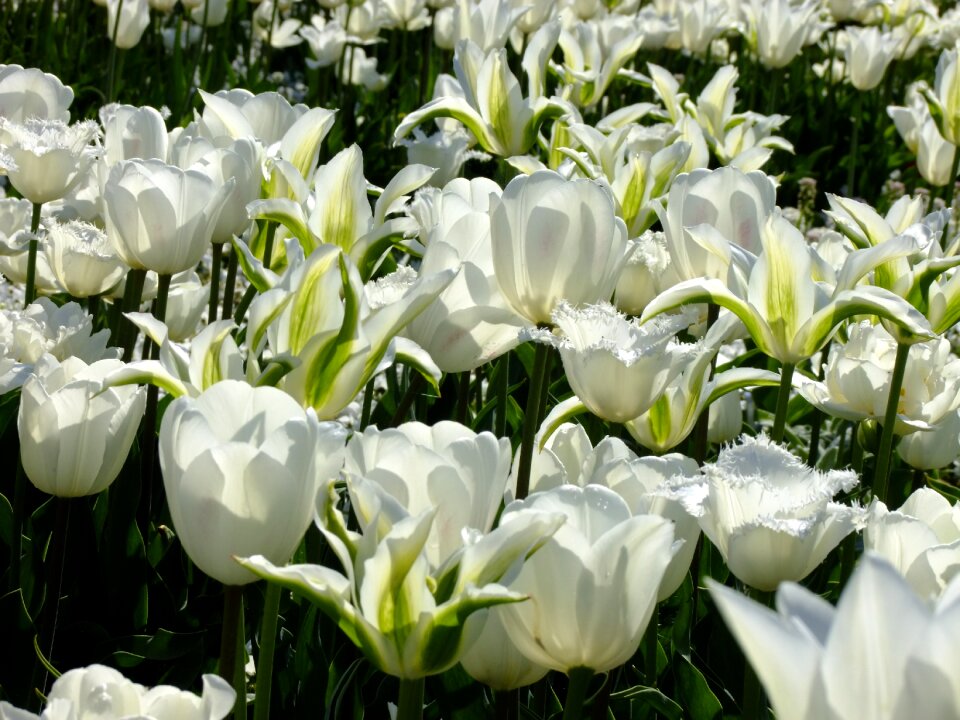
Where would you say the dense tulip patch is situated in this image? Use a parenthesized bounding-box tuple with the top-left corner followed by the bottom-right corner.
(4, 0, 960, 718)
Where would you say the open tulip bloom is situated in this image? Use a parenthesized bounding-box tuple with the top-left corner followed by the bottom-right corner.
(663, 434, 865, 591)
(641, 211, 935, 368)
(710, 554, 960, 719)
(238, 474, 564, 679)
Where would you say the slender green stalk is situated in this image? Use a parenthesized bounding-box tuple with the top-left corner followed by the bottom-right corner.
(945, 145, 960, 227)
(360, 378, 375, 430)
(10, 462, 26, 594)
(456, 371, 471, 424)
(139, 274, 172, 526)
(771, 363, 796, 444)
(644, 609, 660, 686)
(209, 242, 224, 323)
(851, 422, 865, 475)
(390, 373, 425, 426)
(494, 689, 519, 720)
(220, 586, 245, 715)
(253, 582, 281, 720)
(221, 246, 239, 320)
(24, 202, 42, 307)
(691, 304, 720, 464)
(120, 269, 147, 362)
(873, 342, 910, 504)
(847, 92, 862, 197)
(397, 677, 425, 720)
(87, 294, 102, 328)
(563, 667, 594, 720)
(495, 353, 509, 437)
(234, 597, 247, 720)
(515, 342, 552, 500)
(39, 498, 71, 696)
(106, 0, 126, 101)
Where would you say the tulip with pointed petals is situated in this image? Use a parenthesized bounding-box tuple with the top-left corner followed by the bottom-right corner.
(239, 474, 563, 679)
(710, 554, 960, 719)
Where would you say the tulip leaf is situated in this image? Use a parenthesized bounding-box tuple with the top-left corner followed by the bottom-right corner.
(0, 491, 12, 548)
(675, 655, 723, 720)
(609, 685, 683, 719)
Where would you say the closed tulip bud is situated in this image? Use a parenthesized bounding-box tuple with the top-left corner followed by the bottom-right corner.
(0, 65, 73, 124)
(100, 103, 169, 165)
(845, 26, 899, 91)
(499, 485, 676, 673)
(491, 171, 628, 326)
(18, 354, 146, 497)
(45, 220, 126, 298)
(159, 381, 347, 585)
(865, 488, 960, 598)
(103, 159, 234, 275)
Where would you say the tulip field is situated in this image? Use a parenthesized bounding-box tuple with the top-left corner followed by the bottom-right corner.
(6, 0, 960, 717)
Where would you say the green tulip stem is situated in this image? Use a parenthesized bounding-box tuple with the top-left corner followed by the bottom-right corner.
(515, 342, 552, 500)
(456, 371, 471, 424)
(234, 223, 276, 326)
(945, 145, 960, 223)
(119, 269, 147, 362)
(874, 342, 910, 504)
(105, 0, 125, 101)
(360, 378, 375, 429)
(221, 246, 239, 320)
(847, 92, 862, 198)
(138, 273, 172, 527)
(771, 363, 796, 444)
(495, 353, 509, 437)
(208, 242, 224, 324)
(494, 689, 519, 720)
(397, 677, 425, 720)
(39, 497, 71, 696)
(692, 303, 720, 464)
(220, 586, 245, 715)
(253, 582, 281, 720)
(643, 608, 659, 687)
(390, 373, 425, 426)
(563, 667, 594, 720)
(24, 202, 42, 307)
(87, 294, 101, 327)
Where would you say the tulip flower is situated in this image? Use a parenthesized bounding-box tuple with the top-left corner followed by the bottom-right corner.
(865, 488, 960, 599)
(0, 65, 73, 123)
(343, 420, 514, 568)
(0, 118, 98, 204)
(539, 301, 697, 423)
(99, 103, 168, 166)
(246, 244, 453, 419)
(845, 26, 899, 91)
(490, 171, 629, 326)
(710, 554, 960, 720)
(103, 159, 234, 276)
(664, 434, 863, 591)
(394, 30, 571, 158)
(404, 178, 530, 372)
(45, 220, 126, 298)
(524, 422, 701, 601)
(105, 0, 151, 48)
(498, 485, 676, 673)
(556, 19, 644, 108)
(897, 409, 960, 470)
(742, 0, 824, 70)
(797, 321, 960, 434)
(18, 354, 146, 497)
(159, 380, 347, 585)
(0, 665, 235, 720)
(641, 212, 934, 366)
(238, 473, 564, 679)
(923, 41, 960, 146)
(889, 93, 957, 187)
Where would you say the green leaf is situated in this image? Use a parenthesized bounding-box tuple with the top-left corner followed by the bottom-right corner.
(609, 685, 683, 719)
(675, 655, 723, 720)
(0, 491, 12, 548)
